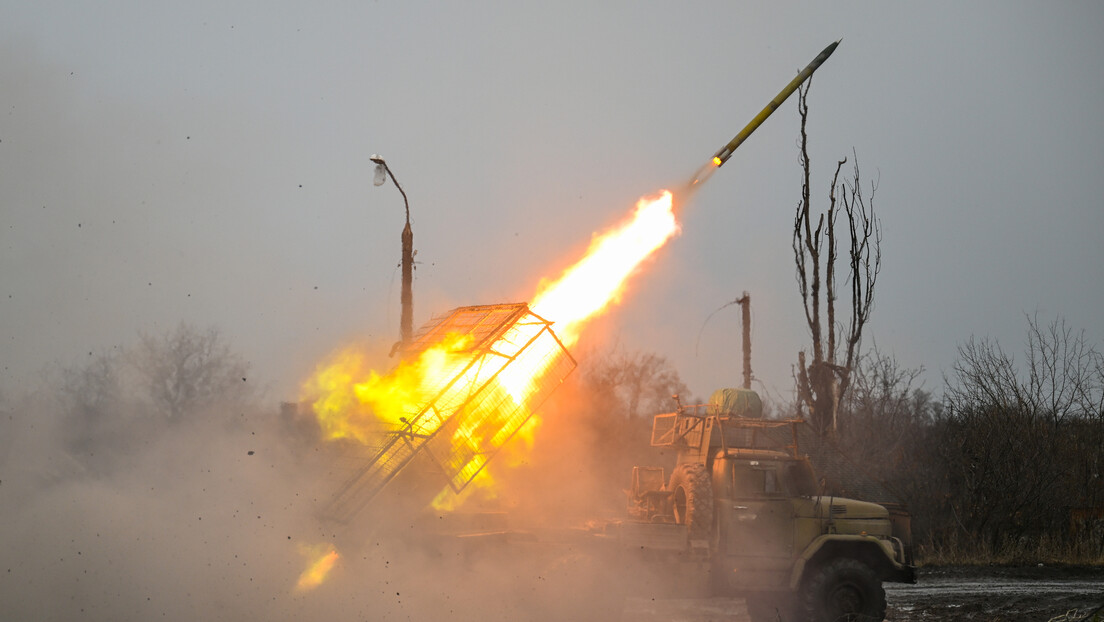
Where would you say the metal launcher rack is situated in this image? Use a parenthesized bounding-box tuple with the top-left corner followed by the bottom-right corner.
(650, 405, 805, 458)
(323, 303, 576, 524)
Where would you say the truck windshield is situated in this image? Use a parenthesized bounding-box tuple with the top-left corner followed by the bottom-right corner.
(782, 461, 817, 496)
(728, 459, 818, 498)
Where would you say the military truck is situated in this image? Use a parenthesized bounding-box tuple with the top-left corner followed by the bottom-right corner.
(623, 388, 915, 622)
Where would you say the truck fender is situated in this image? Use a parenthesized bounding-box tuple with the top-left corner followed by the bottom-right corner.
(788, 534, 898, 590)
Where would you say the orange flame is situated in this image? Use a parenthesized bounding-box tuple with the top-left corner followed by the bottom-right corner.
(304, 333, 474, 443)
(531, 190, 678, 346)
(295, 545, 340, 592)
(301, 189, 680, 512)
(433, 190, 678, 507)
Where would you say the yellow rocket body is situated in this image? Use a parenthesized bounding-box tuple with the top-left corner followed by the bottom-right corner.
(687, 40, 840, 189)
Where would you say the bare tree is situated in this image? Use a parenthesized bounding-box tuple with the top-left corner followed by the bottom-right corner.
(1024, 314, 1104, 424)
(792, 81, 882, 438)
(839, 348, 933, 455)
(61, 352, 122, 422)
(945, 314, 1104, 424)
(833, 350, 941, 527)
(939, 314, 1104, 552)
(583, 347, 689, 421)
(132, 322, 251, 421)
(59, 351, 124, 457)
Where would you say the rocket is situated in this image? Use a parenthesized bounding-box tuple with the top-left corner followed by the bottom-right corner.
(689, 40, 840, 187)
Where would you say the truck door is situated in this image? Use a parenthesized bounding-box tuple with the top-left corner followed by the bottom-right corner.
(717, 460, 794, 589)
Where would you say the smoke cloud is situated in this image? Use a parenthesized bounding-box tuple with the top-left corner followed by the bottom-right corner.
(1, 332, 699, 621)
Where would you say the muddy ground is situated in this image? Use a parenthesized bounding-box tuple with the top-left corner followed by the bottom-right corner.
(885, 565, 1104, 622)
(277, 520, 1104, 622)
(622, 566, 1104, 622)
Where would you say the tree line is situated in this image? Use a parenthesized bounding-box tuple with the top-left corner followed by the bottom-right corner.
(53, 322, 254, 474)
(833, 315, 1104, 563)
(785, 82, 1102, 562)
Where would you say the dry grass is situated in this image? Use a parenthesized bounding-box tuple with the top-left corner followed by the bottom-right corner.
(916, 532, 1104, 567)
(1047, 607, 1104, 622)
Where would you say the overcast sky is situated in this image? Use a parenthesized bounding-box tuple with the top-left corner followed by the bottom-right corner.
(3, 1, 1102, 405)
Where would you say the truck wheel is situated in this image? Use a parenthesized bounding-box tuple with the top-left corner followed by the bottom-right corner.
(802, 558, 886, 622)
(668, 463, 712, 541)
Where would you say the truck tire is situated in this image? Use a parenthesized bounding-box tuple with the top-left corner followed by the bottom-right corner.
(668, 462, 712, 541)
(802, 558, 886, 622)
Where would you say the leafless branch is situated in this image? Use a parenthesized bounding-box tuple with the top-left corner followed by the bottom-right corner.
(792, 82, 882, 438)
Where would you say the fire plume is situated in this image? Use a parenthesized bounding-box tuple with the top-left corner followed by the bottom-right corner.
(304, 333, 474, 444)
(301, 189, 680, 514)
(531, 190, 678, 346)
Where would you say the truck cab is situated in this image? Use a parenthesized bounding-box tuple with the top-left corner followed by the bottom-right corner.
(628, 388, 916, 622)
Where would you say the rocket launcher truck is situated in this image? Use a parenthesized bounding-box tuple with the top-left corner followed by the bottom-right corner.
(622, 388, 916, 622)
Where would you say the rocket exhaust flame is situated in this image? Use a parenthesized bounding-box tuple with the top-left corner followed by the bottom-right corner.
(301, 191, 680, 521)
(530, 190, 679, 347)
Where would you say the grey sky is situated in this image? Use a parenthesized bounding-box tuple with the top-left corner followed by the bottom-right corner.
(3, 1, 1102, 403)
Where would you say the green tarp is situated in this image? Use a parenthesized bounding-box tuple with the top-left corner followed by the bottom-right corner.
(707, 387, 763, 418)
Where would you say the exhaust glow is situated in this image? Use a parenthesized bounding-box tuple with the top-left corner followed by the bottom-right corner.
(295, 545, 340, 593)
(531, 190, 679, 347)
(302, 189, 681, 512)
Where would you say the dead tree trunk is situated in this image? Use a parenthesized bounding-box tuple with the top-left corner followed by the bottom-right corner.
(792, 81, 882, 438)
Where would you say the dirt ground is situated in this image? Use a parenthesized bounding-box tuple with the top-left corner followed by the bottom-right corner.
(621, 566, 1104, 622)
(305, 522, 1104, 622)
(885, 565, 1104, 622)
